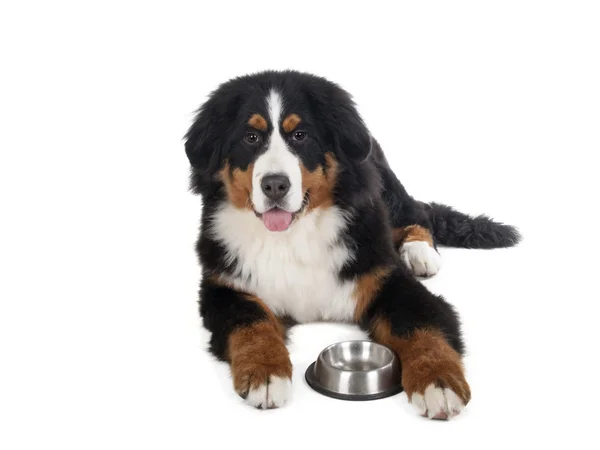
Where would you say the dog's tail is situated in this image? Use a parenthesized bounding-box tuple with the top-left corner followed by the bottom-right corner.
(424, 202, 521, 249)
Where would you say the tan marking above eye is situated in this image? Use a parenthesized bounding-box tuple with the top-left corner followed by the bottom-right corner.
(248, 114, 267, 131)
(282, 114, 301, 133)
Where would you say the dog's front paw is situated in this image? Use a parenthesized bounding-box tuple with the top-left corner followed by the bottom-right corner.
(229, 322, 293, 409)
(243, 375, 292, 409)
(400, 241, 441, 277)
(231, 360, 293, 409)
(404, 365, 471, 420)
(410, 383, 468, 420)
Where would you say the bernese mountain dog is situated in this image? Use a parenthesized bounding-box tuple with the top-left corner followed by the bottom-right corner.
(184, 70, 520, 419)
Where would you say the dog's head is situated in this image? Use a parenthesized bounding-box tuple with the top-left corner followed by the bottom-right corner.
(184, 71, 372, 232)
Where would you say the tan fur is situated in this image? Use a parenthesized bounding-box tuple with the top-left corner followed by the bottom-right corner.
(228, 320, 292, 394)
(220, 162, 254, 210)
(353, 267, 392, 321)
(282, 114, 301, 133)
(371, 318, 471, 404)
(392, 225, 434, 247)
(300, 153, 338, 211)
(248, 113, 267, 131)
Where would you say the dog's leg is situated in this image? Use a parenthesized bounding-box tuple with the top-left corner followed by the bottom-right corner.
(368, 140, 441, 277)
(200, 277, 292, 409)
(357, 267, 470, 419)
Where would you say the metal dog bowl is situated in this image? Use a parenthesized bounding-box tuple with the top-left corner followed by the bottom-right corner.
(305, 340, 403, 401)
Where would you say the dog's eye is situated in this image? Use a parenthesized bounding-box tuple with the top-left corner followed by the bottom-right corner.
(244, 132, 260, 144)
(293, 131, 307, 141)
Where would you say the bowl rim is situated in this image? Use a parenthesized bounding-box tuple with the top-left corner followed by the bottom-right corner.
(316, 339, 397, 373)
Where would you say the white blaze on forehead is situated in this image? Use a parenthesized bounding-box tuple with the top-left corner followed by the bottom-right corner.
(251, 90, 303, 214)
(267, 89, 283, 127)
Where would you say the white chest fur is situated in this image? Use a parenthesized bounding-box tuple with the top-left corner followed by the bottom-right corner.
(210, 204, 357, 323)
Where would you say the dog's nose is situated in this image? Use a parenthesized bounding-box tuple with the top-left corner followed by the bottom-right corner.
(261, 174, 290, 201)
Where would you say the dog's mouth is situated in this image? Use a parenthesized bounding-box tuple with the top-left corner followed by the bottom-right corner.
(254, 194, 310, 232)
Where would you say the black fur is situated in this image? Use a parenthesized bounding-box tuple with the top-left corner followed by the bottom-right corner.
(425, 202, 522, 249)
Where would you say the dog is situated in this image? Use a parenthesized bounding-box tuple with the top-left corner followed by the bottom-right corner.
(183, 70, 520, 419)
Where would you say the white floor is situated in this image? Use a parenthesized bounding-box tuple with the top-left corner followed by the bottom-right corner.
(1, 2, 598, 449)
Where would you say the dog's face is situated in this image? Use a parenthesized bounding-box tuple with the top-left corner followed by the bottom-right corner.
(185, 71, 372, 231)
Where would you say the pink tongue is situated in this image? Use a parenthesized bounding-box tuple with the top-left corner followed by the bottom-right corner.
(262, 208, 293, 232)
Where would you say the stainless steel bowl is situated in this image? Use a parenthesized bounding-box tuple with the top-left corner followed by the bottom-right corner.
(305, 340, 403, 401)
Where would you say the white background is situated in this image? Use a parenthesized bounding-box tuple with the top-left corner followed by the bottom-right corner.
(1, 1, 599, 448)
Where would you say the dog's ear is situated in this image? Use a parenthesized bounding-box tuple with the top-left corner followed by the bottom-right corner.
(184, 113, 218, 173)
(307, 83, 372, 162)
(184, 90, 241, 192)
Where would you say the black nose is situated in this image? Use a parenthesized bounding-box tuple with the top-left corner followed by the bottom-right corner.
(261, 174, 290, 201)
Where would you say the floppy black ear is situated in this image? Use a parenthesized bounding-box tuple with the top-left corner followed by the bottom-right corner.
(184, 90, 241, 193)
(307, 83, 372, 162)
(184, 107, 221, 172)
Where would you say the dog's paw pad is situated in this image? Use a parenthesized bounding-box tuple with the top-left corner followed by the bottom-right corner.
(400, 241, 441, 277)
(410, 384, 465, 420)
(244, 376, 292, 409)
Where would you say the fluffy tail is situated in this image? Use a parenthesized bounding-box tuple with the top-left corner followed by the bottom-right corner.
(425, 202, 521, 249)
